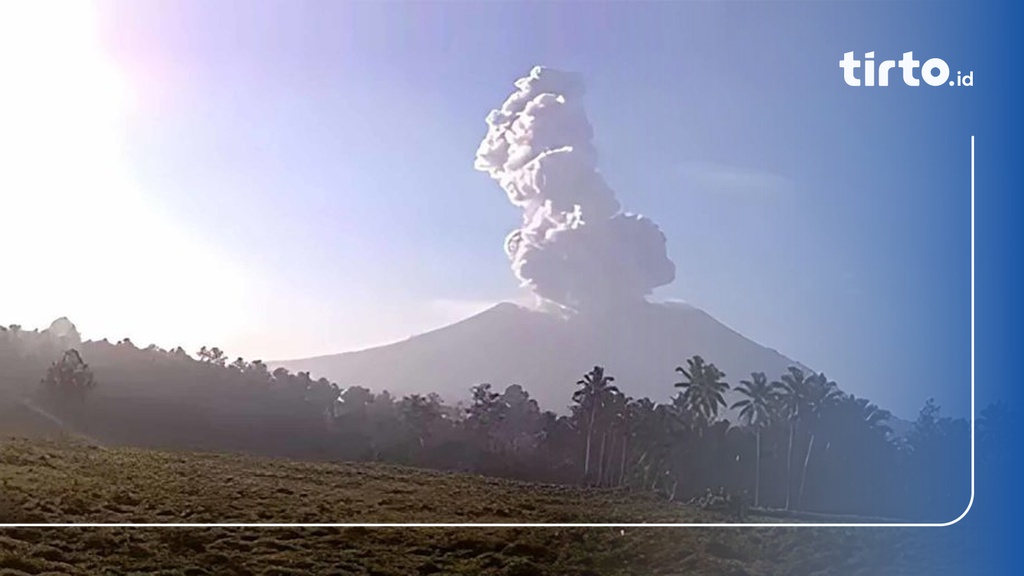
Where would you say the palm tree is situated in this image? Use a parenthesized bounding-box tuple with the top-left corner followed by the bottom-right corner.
(772, 366, 808, 510)
(849, 396, 893, 437)
(618, 396, 646, 487)
(625, 397, 665, 489)
(573, 366, 619, 483)
(731, 372, 773, 507)
(599, 391, 627, 486)
(796, 372, 843, 508)
(812, 394, 894, 512)
(674, 356, 729, 496)
(674, 355, 730, 431)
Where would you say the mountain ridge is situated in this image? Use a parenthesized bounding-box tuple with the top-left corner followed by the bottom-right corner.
(273, 300, 809, 414)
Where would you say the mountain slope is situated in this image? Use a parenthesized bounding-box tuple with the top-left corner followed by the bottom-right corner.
(275, 301, 806, 412)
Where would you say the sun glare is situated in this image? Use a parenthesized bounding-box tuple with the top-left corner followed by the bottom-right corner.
(0, 1, 258, 352)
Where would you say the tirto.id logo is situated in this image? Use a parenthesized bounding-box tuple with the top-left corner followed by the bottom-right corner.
(840, 52, 973, 87)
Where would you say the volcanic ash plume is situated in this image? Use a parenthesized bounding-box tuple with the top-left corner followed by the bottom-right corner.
(475, 66, 676, 311)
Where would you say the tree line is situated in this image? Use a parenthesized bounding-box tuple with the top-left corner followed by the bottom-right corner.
(0, 322, 994, 521)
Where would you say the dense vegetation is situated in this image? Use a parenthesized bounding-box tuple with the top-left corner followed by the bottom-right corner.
(0, 438, 969, 575)
(0, 319, 991, 522)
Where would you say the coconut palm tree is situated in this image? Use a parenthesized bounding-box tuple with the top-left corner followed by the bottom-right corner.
(850, 396, 893, 436)
(626, 398, 670, 489)
(810, 394, 894, 512)
(599, 391, 628, 486)
(772, 366, 808, 510)
(674, 355, 730, 431)
(731, 371, 774, 507)
(630, 402, 683, 494)
(572, 366, 619, 483)
(796, 372, 843, 508)
(617, 396, 647, 487)
(674, 356, 730, 496)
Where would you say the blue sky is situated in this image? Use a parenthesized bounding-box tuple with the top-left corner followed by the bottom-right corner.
(3, 1, 980, 419)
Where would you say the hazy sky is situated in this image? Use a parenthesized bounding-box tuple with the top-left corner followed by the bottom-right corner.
(1, 1, 977, 418)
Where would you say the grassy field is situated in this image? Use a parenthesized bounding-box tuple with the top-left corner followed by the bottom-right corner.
(0, 437, 966, 575)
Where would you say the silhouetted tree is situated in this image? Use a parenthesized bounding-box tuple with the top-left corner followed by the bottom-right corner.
(796, 372, 843, 507)
(674, 355, 730, 430)
(197, 346, 227, 366)
(772, 366, 809, 509)
(732, 372, 773, 506)
(573, 366, 619, 483)
(0, 323, 981, 519)
(400, 394, 443, 450)
(902, 398, 970, 520)
(40, 349, 96, 405)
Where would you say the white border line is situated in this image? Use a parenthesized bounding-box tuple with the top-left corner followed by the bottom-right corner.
(0, 137, 975, 529)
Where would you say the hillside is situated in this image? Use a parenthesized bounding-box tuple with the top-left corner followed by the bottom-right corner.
(0, 316, 955, 520)
(0, 437, 966, 575)
(275, 301, 805, 413)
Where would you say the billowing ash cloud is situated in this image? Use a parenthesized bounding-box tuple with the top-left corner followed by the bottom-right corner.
(475, 66, 676, 311)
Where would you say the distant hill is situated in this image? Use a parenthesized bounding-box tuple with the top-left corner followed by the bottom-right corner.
(274, 301, 808, 414)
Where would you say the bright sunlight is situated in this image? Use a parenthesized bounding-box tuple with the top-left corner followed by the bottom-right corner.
(0, 1, 257, 351)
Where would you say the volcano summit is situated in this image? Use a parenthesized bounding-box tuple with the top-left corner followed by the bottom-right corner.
(276, 300, 802, 413)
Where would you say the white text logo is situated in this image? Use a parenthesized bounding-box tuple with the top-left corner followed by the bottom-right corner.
(840, 52, 973, 87)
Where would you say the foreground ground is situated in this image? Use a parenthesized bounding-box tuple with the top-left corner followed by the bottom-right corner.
(0, 437, 967, 575)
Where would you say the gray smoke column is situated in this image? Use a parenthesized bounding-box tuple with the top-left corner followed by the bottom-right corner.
(475, 66, 676, 311)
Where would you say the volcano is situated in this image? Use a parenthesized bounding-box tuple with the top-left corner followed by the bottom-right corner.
(276, 66, 815, 414)
(273, 301, 805, 413)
